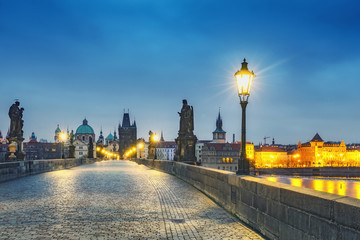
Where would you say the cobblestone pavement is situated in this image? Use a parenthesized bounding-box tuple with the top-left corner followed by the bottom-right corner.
(0, 160, 263, 240)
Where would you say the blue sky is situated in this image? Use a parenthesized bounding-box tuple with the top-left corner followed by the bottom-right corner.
(1, 0, 360, 144)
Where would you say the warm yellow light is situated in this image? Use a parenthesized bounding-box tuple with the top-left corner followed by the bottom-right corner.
(290, 178, 302, 188)
(266, 177, 277, 183)
(234, 59, 255, 97)
(102, 149, 105, 153)
(153, 134, 159, 142)
(96, 147, 100, 151)
(138, 143, 144, 149)
(132, 147, 136, 151)
(60, 132, 67, 141)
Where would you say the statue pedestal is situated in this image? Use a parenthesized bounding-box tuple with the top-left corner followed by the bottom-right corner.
(5, 138, 25, 161)
(175, 134, 198, 165)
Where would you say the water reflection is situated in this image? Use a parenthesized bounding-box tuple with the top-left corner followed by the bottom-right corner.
(263, 176, 360, 199)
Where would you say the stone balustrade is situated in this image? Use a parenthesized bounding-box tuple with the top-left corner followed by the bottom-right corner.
(0, 158, 98, 183)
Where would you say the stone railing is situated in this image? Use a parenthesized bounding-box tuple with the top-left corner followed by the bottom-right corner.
(132, 159, 360, 240)
(0, 158, 99, 183)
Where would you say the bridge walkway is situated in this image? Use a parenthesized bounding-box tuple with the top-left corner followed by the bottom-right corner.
(0, 160, 263, 239)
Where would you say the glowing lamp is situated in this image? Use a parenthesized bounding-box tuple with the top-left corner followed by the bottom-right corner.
(153, 134, 159, 142)
(60, 132, 68, 141)
(234, 58, 255, 101)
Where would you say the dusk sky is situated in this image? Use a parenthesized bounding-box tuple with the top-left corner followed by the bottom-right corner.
(1, 0, 360, 144)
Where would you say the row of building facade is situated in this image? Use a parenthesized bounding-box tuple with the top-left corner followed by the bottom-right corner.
(135, 112, 360, 172)
(0, 111, 138, 162)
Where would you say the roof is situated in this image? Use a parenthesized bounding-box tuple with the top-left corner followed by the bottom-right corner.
(204, 143, 241, 151)
(310, 133, 324, 142)
(156, 141, 176, 148)
(255, 146, 286, 152)
(75, 119, 94, 135)
(106, 133, 114, 140)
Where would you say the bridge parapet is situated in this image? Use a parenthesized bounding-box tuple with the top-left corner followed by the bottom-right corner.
(132, 159, 360, 240)
(0, 158, 99, 183)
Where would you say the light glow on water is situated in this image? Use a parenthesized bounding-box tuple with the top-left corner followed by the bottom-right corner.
(261, 176, 360, 199)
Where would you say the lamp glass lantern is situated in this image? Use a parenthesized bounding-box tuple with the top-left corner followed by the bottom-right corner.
(235, 59, 255, 101)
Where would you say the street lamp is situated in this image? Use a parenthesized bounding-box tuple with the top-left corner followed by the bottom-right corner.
(152, 134, 159, 160)
(137, 143, 144, 159)
(235, 58, 255, 175)
(60, 132, 68, 159)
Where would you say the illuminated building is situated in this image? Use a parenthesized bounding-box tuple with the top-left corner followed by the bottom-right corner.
(296, 133, 346, 167)
(24, 132, 62, 160)
(201, 142, 254, 172)
(254, 146, 288, 168)
(345, 146, 360, 167)
(155, 141, 176, 160)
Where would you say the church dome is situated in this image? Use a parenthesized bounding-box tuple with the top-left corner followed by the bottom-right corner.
(76, 118, 94, 134)
(55, 124, 61, 133)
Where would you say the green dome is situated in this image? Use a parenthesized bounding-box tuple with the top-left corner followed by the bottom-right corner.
(75, 119, 94, 134)
(55, 124, 61, 133)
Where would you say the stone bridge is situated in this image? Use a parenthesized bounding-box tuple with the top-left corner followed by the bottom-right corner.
(0, 160, 262, 239)
(0, 159, 359, 240)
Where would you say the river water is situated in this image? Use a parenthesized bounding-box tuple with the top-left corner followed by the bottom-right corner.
(259, 175, 360, 199)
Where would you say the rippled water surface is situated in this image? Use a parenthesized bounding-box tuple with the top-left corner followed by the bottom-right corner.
(259, 175, 360, 199)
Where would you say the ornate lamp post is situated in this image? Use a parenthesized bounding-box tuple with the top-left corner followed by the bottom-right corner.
(235, 58, 255, 175)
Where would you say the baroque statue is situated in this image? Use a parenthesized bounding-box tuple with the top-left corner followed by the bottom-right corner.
(174, 99, 198, 165)
(9, 100, 24, 139)
(6, 100, 26, 161)
(178, 99, 194, 136)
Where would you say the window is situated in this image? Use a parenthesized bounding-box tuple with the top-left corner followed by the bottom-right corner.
(79, 152, 83, 155)
(82, 136, 85, 141)
(223, 166, 225, 170)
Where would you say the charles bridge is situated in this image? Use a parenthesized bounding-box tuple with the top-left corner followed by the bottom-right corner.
(1, 158, 360, 240)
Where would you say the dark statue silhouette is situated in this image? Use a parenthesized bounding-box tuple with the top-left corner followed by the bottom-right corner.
(6, 100, 26, 161)
(174, 99, 198, 165)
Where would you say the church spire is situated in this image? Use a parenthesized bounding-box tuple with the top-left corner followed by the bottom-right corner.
(160, 131, 164, 141)
(212, 108, 226, 143)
